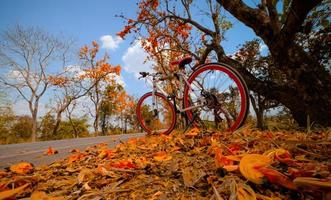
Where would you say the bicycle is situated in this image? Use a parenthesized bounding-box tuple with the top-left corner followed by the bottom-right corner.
(136, 57, 249, 135)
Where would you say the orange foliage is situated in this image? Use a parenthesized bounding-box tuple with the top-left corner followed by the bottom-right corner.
(67, 153, 87, 164)
(44, 147, 58, 155)
(48, 76, 69, 87)
(257, 167, 296, 190)
(110, 161, 138, 169)
(9, 162, 34, 174)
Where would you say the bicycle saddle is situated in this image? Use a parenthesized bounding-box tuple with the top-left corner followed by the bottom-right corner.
(171, 56, 193, 69)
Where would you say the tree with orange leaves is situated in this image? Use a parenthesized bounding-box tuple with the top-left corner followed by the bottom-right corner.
(49, 41, 122, 136)
(79, 41, 122, 135)
(119, 0, 331, 127)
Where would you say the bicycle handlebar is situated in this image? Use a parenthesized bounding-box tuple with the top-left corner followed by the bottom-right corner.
(138, 71, 164, 79)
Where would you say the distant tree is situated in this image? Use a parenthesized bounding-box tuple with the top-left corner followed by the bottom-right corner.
(48, 41, 121, 137)
(11, 115, 33, 141)
(56, 118, 89, 139)
(40, 112, 56, 141)
(99, 81, 123, 135)
(0, 25, 74, 141)
(0, 102, 15, 144)
(78, 41, 121, 136)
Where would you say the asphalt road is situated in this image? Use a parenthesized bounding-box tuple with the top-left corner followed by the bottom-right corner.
(0, 133, 145, 169)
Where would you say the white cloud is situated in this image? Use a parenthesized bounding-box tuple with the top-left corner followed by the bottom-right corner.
(100, 35, 123, 50)
(107, 74, 126, 87)
(122, 41, 155, 77)
(259, 43, 268, 53)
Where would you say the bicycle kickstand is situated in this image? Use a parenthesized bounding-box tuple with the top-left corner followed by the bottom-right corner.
(183, 112, 206, 134)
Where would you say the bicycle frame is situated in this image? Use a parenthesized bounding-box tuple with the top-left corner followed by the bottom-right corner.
(144, 70, 205, 114)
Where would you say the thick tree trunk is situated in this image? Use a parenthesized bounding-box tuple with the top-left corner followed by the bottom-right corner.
(214, 0, 330, 127)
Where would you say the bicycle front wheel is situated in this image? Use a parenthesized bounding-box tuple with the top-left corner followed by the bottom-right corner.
(183, 63, 249, 131)
(136, 92, 176, 135)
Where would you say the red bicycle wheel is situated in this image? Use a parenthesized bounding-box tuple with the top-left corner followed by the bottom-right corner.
(183, 63, 249, 131)
(136, 92, 176, 135)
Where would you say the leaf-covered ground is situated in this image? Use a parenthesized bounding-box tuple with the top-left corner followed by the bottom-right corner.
(1, 128, 330, 200)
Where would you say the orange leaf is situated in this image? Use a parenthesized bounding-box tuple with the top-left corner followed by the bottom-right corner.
(31, 191, 63, 200)
(98, 149, 113, 159)
(223, 165, 239, 172)
(214, 147, 233, 167)
(67, 153, 86, 164)
(185, 127, 200, 137)
(110, 161, 137, 169)
(44, 147, 58, 155)
(0, 170, 7, 178)
(237, 183, 256, 200)
(0, 183, 29, 199)
(257, 167, 296, 190)
(10, 162, 34, 174)
(153, 151, 172, 161)
(239, 154, 272, 184)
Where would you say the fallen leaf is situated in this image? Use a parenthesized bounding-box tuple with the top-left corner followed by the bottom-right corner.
(239, 154, 272, 184)
(98, 149, 113, 159)
(0, 183, 29, 199)
(223, 165, 239, 172)
(31, 190, 64, 200)
(0, 170, 7, 178)
(110, 161, 137, 169)
(182, 167, 205, 187)
(77, 168, 95, 184)
(153, 151, 172, 161)
(185, 127, 200, 137)
(257, 167, 296, 190)
(237, 183, 256, 200)
(10, 162, 34, 174)
(44, 147, 58, 155)
(67, 153, 86, 164)
(293, 177, 331, 190)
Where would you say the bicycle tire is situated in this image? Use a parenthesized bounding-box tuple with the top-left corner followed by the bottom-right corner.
(183, 63, 249, 131)
(136, 92, 176, 135)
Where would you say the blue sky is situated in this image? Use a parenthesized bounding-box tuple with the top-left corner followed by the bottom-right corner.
(0, 0, 259, 116)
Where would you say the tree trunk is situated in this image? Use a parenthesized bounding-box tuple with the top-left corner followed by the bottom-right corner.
(215, 0, 331, 127)
(53, 111, 62, 136)
(31, 110, 38, 142)
(256, 110, 264, 130)
(94, 112, 99, 137)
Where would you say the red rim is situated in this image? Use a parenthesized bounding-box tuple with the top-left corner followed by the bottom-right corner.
(183, 64, 248, 131)
(136, 92, 176, 135)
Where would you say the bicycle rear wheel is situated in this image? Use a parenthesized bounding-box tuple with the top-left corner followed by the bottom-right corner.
(136, 92, 176, 135)
(183, 63, 249, 131)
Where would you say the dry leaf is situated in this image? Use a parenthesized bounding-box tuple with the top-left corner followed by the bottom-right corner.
(293, 177, 331, 190)
(257, 167, 296, 190)
(110, 160, 137, 169)
(44, 147, 58, 155)
(182, 167, 205, 187)
(98, 149, 113, 159)
(185, 127, 200, 137)
(0, 183, 29, 199)
(237, 183, 256, 200)
(78, 168, 95, 184)
(153, 151, 172, 161)
(67, 153, 86, 164)
(31, 190, 64, 200)
(223, 165, 239, 172)
(9, 162, 34, 174)
(239, 154, 272, 184)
